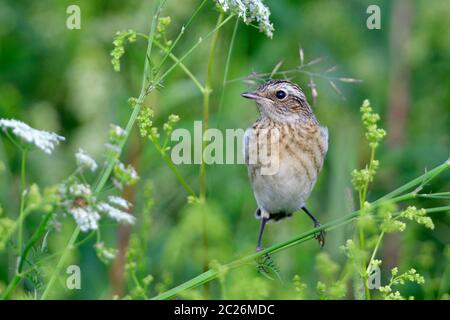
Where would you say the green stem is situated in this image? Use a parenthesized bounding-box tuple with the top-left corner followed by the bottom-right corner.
(200, 13, 224, 198)
(153, 0, 209, 76)
(17, 149, 27, 256)
(158, 14, 234, 83)
(152, 139, 196, 197)
(358, 147, 375, 300)
(359, 226, 370, 299)
(366, 230, 385, 274)
(375, 159, 450, 203)
(198, 14, 224, 285)
(40, 226, 80, 299)
(150, 38, 205, 92)
(2, 210, 53, 299)
(216, 16, 239, 128)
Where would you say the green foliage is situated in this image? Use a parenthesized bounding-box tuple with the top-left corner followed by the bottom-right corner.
(111, 30, 138, 72)
(379, 267, 425, 300)
(351, 100, 385, 191)
(0, 206, 14, 251)
(0, 0, 448, 301)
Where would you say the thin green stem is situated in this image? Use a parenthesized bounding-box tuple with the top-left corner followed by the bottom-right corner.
(40, 226, 80, 299)
(150, 38, 205, 92)
(1, 210, 53, 299)
(7, 231, 96, 280)
(198, 14, 224, 289)
(357, 146, 376, 300)
(158, 15, 234, 83)
(216, 17, 239, 128)
(375, 159, 450, 203)
(366, 230, 385, 274)
(17, 149, 27, 256)
(153, 0, 209, 76)
(359, 226, 370, 299)
(200, 13, 224, 199)
(151, 138, 196, 197)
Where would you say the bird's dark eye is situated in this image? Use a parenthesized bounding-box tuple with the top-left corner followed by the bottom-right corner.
(276, 90, 287, 99)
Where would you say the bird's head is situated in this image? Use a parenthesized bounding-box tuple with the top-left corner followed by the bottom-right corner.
(241, 80, 315, 123)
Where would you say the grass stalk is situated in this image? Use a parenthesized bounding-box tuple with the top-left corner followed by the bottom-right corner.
(216, 16, 239, 127)
(197, 13, 224, 293)
(17, 149, 27, 256)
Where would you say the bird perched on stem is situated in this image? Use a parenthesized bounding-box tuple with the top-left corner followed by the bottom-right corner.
(242, 80, 328, 251)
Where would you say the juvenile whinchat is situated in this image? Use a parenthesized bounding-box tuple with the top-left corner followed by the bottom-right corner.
(241, 80, 328, 251)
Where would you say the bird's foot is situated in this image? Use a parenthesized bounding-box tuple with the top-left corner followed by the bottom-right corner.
(313, 221, 326, 248)
(256, 251, 275, 274)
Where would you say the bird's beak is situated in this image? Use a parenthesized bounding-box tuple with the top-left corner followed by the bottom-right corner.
(241, 91, 261, 100)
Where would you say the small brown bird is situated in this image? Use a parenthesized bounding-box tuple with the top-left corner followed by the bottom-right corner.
(242, 80, 328, 251)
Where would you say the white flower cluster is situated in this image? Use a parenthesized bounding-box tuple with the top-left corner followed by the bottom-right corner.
(105, 124, 126, 158)
(70, 206, 101, 232)
(113, 162, 139, 190)
(98, 202, 135, 225)
(69, 183, 92, 197)
(108, 195, 131, 210)
(215, 0, 274, 38)
(63, 183, 100, 232)
(95, 242, 117, 262)
(62, 182, 135, 232)
(0, 119, 65, 154)
(75, 148, 98, 172)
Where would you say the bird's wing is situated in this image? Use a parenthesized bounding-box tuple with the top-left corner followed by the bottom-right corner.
(320, 126, 329, 154)
(243, 128, 251, 165)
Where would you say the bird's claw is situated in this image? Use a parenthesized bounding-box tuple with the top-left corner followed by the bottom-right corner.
(256, 251, 275, 275)
(313, 222, 326, 248)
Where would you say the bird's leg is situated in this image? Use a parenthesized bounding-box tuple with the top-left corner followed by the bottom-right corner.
(255, 209, 276, 275)
(302, 206, 325, 247)
(256, 209, 270, 251)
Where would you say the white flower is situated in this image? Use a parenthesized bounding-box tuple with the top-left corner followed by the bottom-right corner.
(118, 162, 139, 181)
(69, 207, 101, 232)
(69, 183, 92, 197)
(0, 119, 65, 154)
(215, 0, 274, 38)
(110, 124, 126, 138)
(75, 148, 98, 172)
(114, 162, 139, 187)
(95, 242, 117, 261)
(97, 202, 135, 225)
(104, 142, 121, 154)
(108, 196, 131, 210)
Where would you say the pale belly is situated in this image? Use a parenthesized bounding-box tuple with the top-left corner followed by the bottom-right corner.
(248, 155, 317, 215)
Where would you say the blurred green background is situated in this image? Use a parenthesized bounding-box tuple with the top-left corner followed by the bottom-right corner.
(0, 0, 449, 299)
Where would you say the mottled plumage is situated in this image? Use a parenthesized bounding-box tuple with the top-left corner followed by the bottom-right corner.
(242, 80, 328, 250)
